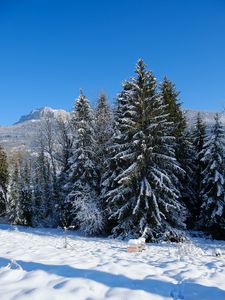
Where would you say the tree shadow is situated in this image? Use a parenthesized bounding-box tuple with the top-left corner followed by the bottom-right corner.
(0, 257, 225, 299)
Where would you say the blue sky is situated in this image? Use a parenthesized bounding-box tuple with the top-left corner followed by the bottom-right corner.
(0, 0, 225, 125)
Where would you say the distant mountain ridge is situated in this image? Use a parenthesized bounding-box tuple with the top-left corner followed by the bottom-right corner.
(0, 107, 224, 153)
(14, 107, 69, 125)
(183, 108, 225, 126)
(0, 107, 69, 153)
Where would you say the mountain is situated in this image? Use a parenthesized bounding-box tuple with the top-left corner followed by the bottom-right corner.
(183, 109, 225, 127)
(14, 107, 69, 125)
(0, 107, 70, 153)
(0, 107, 224, 153)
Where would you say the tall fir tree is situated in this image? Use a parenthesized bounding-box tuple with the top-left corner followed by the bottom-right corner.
(160, 77, 196, 225)
(8, 157, 32, 226)
(32, 147, 52, 226)
(94, 94, 114, 229)
(199, 114, 225, 239)
(56, 116, 73, 172)
(94, 94, 113, 178)
(39, 118, 61, 225)
(0, 145, 8, 216)
(102, 60, 186, 241)
(192, 112, 207, 215)
(177, 130, 197, 225)
(7, 160, 19, 223)
(55, 117, 73, 226)
(64, 90, 102, 234)
(160, 77, 186, 138)
(17, 160, 33, 226)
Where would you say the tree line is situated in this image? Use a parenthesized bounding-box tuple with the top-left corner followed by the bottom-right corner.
(0, 59, 225, 241)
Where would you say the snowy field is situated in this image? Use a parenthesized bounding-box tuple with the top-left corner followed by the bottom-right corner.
(0, 225, 225, 300)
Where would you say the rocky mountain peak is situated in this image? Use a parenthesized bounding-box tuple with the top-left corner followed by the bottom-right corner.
(14, 107, 69, 125)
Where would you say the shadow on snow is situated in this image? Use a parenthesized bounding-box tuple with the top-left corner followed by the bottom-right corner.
(0, 257, 225, 299)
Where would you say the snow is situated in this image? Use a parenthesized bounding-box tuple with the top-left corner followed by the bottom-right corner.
(128, 238, 146, 245)
(0, 225, 225, 300)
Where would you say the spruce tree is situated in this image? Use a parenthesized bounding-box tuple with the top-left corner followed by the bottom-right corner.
(0, 145, 8, 216)
(7, 161, 19, 224)
(95, 94, 113, 178)
(177, 130, 197, 225)
(93, 94, 114, 229)
(160, 77, 196, 225)
(192, 112, 207, 214)
(160, 77, 186, 138)
(32, 147, 52, 226)
(8, 158, 32, 226)
(56, 117, 73, 172)
(39, 118, 61, 225)
(17, 160, 32, 226)
(64, 90, 102, 234)
(55, 117, 73, 226)
(199, 114, 225, 239)
(102, 60, 186, 241)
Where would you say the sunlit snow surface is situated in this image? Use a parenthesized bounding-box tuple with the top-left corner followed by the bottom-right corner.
(0, 225, 225, 300)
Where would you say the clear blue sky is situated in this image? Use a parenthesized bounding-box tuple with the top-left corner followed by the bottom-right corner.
(0, 0, 225, 125)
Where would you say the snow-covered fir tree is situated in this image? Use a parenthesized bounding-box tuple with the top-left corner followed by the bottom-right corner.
(39, 118, 62, 222)
(177, 130, 197, 225)
(17, 160, 33, 226)
(0, 145, 8, 216)
(199, 114, 225, 239)
(94, 94, 113, 179)
(55, 116, 73, 173)
(191, 112, 207, 215)
(8, 157, 32, 226)
(102, 59, 186, 241)
(55, 116, 73, 225)
(160, 77, 196, 226)
(7, 160, 19, 224)
(94, 94, 114, 229)
(32, 147, 53, 226)
(63, 90, 103, 234)
(159, 77, 186, 139)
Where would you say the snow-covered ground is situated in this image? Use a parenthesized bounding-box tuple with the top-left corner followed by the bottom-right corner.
(0, 225, 225, 300)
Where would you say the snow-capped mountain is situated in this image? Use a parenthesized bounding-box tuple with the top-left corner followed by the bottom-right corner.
(0, 107, 224, 153)
(14, 107, 69, 125)
(0, 107, 70, 153)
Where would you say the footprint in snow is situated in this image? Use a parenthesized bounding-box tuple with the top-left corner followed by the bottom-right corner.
(170, 284, 184, 300)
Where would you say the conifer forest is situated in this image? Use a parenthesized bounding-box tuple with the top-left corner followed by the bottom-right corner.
(1, 60, 225, 242)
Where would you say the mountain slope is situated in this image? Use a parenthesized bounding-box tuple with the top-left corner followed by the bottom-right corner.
(0, 107, 69, 153)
